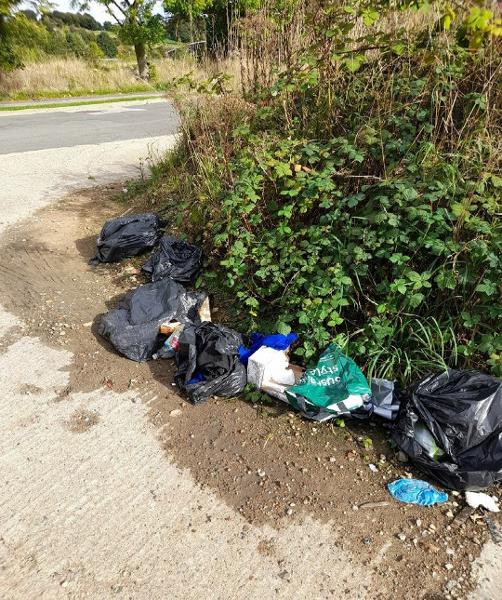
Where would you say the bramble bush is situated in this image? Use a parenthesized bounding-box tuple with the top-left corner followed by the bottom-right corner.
(155, 0, 502, 381)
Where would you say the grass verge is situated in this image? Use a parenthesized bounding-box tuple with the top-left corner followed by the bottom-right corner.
(0, 95, 163, 112)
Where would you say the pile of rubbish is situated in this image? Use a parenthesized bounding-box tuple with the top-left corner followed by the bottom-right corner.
(92, 212, 502, 500)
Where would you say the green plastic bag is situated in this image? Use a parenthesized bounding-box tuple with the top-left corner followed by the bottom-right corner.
(285, 344, 370, 421)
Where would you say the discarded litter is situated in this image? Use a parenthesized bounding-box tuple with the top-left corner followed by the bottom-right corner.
(175, 322, 247, 404)
(154, 323, 184, 359)
(388, 478, 448, 506)
(358, 501, 390, 509)
(367, 379, 400, 420)
(284, 344, 371, 421)
(413, 422, 445, 460)
(90, 212, 162, 264)
(98, 277, 206, 362)
(142, 235, 202, 283)
(247, 346, 303, 402)
(465, 491, 500, 513)
(393, 369, 502, 491)
(239, 332, 298, 365)
(485, 516, 502, 545)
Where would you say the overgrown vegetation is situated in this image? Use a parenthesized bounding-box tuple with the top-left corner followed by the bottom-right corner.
(137, 0, 501, 383)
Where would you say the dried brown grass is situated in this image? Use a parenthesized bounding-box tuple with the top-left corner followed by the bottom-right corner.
(0, 56, 219, 100)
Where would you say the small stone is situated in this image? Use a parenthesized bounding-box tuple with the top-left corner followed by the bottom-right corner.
(257, 469, 266, 478)
(397, 533, 406, 541)
(286, 508, 293, 516)
(445, 563, 454, 571)
(329, 457, 337, 463)
(397, 451, 408, 463)
(169, 409, 182, 417)
(368, 464, 378, 472)
(416, 519, 422, 527)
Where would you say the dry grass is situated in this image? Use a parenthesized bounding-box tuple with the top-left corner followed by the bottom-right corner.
(0, 56, 218, 100)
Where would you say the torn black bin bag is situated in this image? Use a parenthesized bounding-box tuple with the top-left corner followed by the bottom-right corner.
(142, 235, 202, 283)
(175, 322, 247, 404)
(90, 212, 162, 264)
(98, 277, 206, 362)
(393, 370, 502, 491)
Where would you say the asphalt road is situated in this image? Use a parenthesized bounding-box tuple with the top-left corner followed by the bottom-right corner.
(0, 99, 179, 154)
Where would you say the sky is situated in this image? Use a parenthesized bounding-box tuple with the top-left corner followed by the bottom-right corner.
(54, 1, 111, 24)
(20, 1, 163, 25)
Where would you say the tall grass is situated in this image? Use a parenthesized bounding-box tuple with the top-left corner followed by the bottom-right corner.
(0, 56, 215, 100)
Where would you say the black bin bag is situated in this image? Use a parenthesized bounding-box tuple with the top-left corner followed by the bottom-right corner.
(90, 213, 162, 264)
(98, 277, 206, 362)
(175, 322, 247, 404)
(393, 370, 502, 491)
(142, 235, 202, 283)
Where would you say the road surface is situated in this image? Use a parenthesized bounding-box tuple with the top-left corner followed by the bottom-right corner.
(0, 98, 179, 154)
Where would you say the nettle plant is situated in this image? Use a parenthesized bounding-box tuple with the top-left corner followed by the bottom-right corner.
(196, 1, 502, 381)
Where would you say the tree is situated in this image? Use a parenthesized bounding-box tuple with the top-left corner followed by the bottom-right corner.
(165, 11, 204, 42)
(97, 29, 118, 56)
(164, 0, 210, 43)
(75, 1, 165, 78)
(164, 0, 259, 55)
(0, 0, 23, 71)
(20, 9, 38, 20)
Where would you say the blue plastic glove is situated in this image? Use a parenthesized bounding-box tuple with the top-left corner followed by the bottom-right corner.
(239, 332, 298, 365)
(387, 478, 448, 506)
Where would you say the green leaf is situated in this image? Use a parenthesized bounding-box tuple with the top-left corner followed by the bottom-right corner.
(276, 321, 292, 335)
(344, 55, 365, 73)
(409, 293, 425, 308)
(476, 281, 498, 296)
(491, 174, 502, 188)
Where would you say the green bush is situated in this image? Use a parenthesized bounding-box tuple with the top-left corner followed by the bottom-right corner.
(159, 2, 502, 381)
(97, 31, 118, 58)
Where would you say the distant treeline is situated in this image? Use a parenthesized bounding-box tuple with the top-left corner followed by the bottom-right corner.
(9, 11, 119, 63)
(19, 10, 115, 32)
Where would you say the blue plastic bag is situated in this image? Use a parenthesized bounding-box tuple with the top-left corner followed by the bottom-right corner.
(239, 332, 298, 365)
(388, 478, 448, 506)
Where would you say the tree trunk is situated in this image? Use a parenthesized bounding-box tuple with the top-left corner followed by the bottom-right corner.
(134, 43, 147, 79)
(188, 9, 194, 44)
